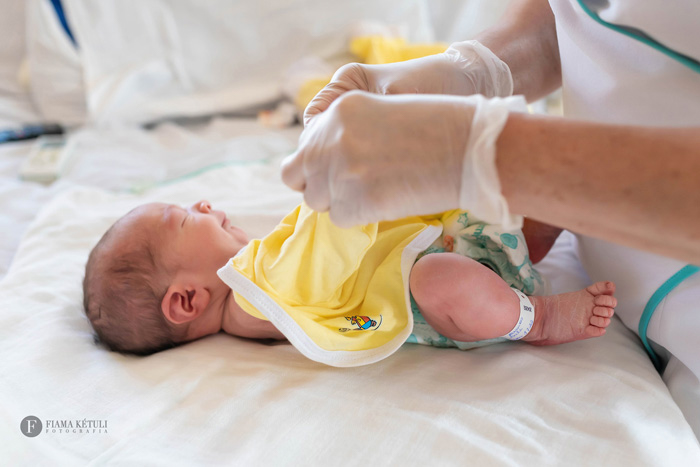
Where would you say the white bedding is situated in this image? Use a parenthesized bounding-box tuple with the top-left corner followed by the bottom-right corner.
(0, 0, 39, 128)
(25, 0, 513, 126)
(2, 1, 699, 462)
(0, 141, 56, 278)
(2, 148, 700, 464)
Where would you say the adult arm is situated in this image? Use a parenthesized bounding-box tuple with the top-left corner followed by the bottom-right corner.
(480, 0, 568, 264)
(497, 113, 700, 263)
(286, 0, 700, 263)
(476, 0, 561, 102)
(284, 90, 700, 264)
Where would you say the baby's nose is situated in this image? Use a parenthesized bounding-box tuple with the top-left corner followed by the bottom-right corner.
(193, 200, 212, 213)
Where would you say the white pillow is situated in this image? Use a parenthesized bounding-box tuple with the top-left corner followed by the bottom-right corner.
(0, 0, 41, 126)
(25, 0, 515, 126)
(0, 0, 28, 92)
(58, 0, 435, 125)
(25, 0, 86, 126)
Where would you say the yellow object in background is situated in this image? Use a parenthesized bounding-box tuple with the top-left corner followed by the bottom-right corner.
(350, 35, 447, 64)
(295, 77, 337, 117)
(294, 36, 448, 112)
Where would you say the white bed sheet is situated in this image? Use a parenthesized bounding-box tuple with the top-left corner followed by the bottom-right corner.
(0, 138, 58, 279)
(2, 149, 699, 464)
(0, 116, 302, 279)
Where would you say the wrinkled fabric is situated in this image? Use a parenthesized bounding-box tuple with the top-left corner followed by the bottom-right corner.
(219, 204, 542, 366)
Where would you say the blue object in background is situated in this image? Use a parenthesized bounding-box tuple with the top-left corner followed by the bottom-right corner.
(0, 124, 64, 144)
(49, 0, 77, 46)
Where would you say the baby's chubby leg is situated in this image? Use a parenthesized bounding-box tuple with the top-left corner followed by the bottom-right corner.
(410, 253, 522, 341)
(409, 253, 616, 345)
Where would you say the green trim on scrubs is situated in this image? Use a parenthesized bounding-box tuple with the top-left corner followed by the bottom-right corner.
(576, 0, 700, 74)
(639, 265, 699, 371)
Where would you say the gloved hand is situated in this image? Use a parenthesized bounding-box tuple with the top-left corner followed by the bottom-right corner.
(281, 91, 527, 229)
(303, 40, 513, 125)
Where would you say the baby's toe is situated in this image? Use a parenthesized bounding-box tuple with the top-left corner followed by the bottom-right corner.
(593, 306, 614, 317)
(590, 316, 611, 328)
(587, 281, 616, 296)
(594, 295, 617, 308)
(585, 326, 606, 338)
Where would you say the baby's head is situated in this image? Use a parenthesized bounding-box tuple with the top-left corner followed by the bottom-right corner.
(83, 200, 249, 355)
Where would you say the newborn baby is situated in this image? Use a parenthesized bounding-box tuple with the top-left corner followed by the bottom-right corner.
(83, 200, 616, 365)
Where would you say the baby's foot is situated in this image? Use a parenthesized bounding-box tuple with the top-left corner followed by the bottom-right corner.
(522, 281, 616, 346)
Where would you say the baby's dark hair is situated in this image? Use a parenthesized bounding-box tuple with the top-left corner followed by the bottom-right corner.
(83, 215, 189, 355)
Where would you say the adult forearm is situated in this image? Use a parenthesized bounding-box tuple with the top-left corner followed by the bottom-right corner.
(497, 113, 700, 263)
(476, 0, 561, 102)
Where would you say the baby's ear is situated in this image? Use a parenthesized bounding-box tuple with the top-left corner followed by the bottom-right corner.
(161, 284, 211, 324)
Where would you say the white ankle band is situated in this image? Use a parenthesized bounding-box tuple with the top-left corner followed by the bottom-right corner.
(503, 288, 535, 340)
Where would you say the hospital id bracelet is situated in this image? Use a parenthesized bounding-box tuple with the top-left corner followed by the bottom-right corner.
(503, 288, 535, 340)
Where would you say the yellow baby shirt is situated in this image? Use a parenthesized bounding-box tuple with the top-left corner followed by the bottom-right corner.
(216, 203, 443, 367)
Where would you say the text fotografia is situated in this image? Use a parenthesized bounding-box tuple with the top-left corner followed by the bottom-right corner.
(20, 416, 108, 437)
(45, 419, 108, 433)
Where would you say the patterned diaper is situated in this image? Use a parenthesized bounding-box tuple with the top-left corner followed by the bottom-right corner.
(405, 210, 545, 350)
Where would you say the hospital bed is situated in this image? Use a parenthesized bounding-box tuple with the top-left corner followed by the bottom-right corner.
(2, 1, 699, 464)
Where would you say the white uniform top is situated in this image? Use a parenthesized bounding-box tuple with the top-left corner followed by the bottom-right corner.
(548, 0, 700, 375)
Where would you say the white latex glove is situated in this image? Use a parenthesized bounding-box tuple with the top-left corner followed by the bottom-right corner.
(281, 91, 527, 229)
(304, 40, 513, 125)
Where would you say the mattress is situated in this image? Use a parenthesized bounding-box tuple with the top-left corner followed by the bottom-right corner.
(2, 135, 699, 464)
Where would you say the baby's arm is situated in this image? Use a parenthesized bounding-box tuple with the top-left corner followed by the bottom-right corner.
(409, 253, 616, 345)
(226, 298, 286, 340)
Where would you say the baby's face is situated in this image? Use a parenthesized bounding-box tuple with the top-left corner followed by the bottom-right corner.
(127, 200, 249, 279)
